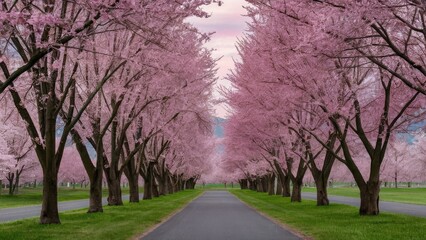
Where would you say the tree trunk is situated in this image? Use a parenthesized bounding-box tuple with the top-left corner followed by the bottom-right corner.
(273, 160, 290, 197)
(291, 181, 302, 202)
(282, 175, 291, 197)
(240, 179, 248, 189)
(153, 179, 160, 197)
(7, 174, 14, 195)
(106, 175, 123, 205)
(185, 178, 196, 189)
(158, 175, 169, 195)
(180, 178, 185, 191)
(185, 179, 191, 189)
(142, 162, 155, 200)
(261, 177, 268, 192)
(256, 177, 263, 192)
(88, 151, 104, 212)
(249, 179, 256, 191)
(88, 167, 103, 213)
(394, 171, 398, 188)
(124, 164, 139, 203)
(13, 170, 20, 195)
(359, 180, 380, 215)
(72, 127, 104, 213)
(276, 178, 282, 195)
(40, 170, 60, 224)
(128, 176, 139, 203)
(105, 167, 123, 206)
(143, 177, 153, 200)
(268, 174, 275, 195)
(169, 175, 176, 194)
(315, 178, 329, 206)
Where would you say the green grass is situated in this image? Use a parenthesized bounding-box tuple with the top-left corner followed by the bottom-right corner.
(0, 186, 143, 209)
(232, 190, 426, 240)
(303, 187, 426, 205)
(0, 189, 202, 240)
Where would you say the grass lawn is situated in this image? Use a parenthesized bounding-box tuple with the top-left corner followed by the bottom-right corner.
(0, 189, 202, 240)
(0, 186, 143, 209)
(303, 187, 426, 205)
(232, 190, 426, 240)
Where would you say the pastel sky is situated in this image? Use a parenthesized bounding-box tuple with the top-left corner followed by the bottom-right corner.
(188, 0, 249, 118)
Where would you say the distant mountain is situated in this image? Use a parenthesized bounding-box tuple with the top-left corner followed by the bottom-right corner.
(213, 117, 226, 138)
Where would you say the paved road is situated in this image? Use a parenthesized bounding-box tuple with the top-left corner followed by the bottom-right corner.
(302, 192, 426, 217)
(142, 191, 300, 240)
(0, 194, 143, 223)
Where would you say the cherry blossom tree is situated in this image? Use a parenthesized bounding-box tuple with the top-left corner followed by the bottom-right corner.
(221, 0, 426, 216)
(0, 0, 221, 224)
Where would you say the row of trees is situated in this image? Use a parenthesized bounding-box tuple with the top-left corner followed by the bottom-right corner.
(221, 0, 426, 216)
(0, 0, 221, 224)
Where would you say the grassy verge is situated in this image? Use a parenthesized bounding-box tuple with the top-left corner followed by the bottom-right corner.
(0, 187, 143, 209)
(231, 190, 426, 240)
(0, 189, 202, 240)
(303, 187, 426, 205)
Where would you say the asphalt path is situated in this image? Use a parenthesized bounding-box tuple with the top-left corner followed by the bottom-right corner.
(142, 191, 300, 240)
(302, 192, 426, 217)
(0, 194, 143, 223)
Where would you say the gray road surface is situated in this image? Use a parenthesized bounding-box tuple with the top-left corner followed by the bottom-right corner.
(142, 191, 300, 240)
(0, 194, 143, 223)
(302, 192, 426, 217)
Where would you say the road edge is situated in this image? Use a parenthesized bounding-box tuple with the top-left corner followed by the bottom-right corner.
(228, 190, 313, 240)
(134, 190, 205, 240)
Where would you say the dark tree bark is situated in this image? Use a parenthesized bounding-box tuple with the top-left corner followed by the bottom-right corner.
(40, 168, 60, 224)
(157, 171, 169, 196)
(141, 162, 155, 200)
(124, 161, 140, 203)
(168, 175, 176, 193)
(256, 177, 263, 192)
(152, 179, 160, 197)
(308, 134, 337, 206)
(180, 178, 185, 191)
(394, 171, 398, 188)
(88, 169, 103, 213)
(7, 173, 15, 195)
(143, 176, 153, 200)
(315, 178, 329, 206)
(105, 174, 123, 206)
(249, 178, 257, 191)
(261, 176, 268, 193)
(288, 157, 308, 203)
(275, 177, 283, 195)
(359, 180, 380, 215)
(72, 129, 104, 213)
(267, 174, 275, 195)
(291, 180, 303, 202)
(282, 175, 291, 197)
(274, 160, 291, 197)
(40, 105, 61, 224)
(239, 179, 248, 189)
